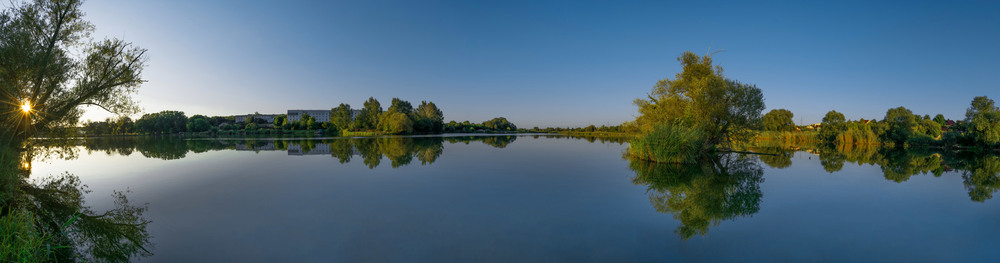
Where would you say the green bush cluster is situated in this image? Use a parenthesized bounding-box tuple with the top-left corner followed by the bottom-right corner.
(628, 125, 707, 164)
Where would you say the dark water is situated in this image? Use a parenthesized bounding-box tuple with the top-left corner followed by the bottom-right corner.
(27, 135, 1000, 262)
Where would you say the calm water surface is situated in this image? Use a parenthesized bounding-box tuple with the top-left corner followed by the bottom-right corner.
(28, 135, 1000, 262)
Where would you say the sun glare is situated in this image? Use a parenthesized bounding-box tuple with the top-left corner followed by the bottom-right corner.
(20, 100, 31, 113)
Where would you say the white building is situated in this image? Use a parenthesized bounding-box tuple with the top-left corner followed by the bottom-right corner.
(287, 109, 362, 123)
(287, 110, 331, 122)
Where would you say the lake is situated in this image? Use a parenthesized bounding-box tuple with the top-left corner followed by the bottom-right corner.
(26, 135, 1000, 262)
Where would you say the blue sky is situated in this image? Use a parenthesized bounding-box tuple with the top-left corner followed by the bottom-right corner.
(31, 0, 999, 127)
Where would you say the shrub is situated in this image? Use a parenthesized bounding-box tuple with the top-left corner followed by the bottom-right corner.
(628, 125, 707, 163)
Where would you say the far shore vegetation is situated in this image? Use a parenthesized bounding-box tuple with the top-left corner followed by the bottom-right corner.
(2, 0, 999, 260)
(624, 51, 1000, 164)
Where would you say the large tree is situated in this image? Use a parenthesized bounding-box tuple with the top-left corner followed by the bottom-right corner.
(387, 98, 413, 116)
(330, 103, 352, 131)
(819, 110, 846, 142)
(632, 51, 765, 153)
(354, 97, 382, 130)
(761, 109, 795, 131)
(413, 101, 444, 133)
(1, 0, 147, 143)
(965, 96, 1000, 146)
(883, 106, 917, 144)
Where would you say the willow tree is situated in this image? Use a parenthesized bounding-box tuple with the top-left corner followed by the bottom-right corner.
(1, 0, 147, 144)
(1, 1, 151, 261)
(631, 51, 764, 162)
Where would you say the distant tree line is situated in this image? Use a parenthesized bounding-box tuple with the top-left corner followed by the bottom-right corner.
(443, 117, 519, 133)
(755, 96, 1000, 151)
(79, 97, 447, 136)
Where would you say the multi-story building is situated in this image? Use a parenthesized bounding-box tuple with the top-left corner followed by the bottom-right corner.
(287, 110, 331, 122)
(231, 109, 362, 124)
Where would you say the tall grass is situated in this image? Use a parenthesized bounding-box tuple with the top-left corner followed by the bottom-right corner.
(0, 209, 50, 262)
(1, 146, 52, 262)
(627, 125, 706, 164)
(834, 124, 880, 146)
(754, 131, 818, 146)
(341, 130, 390, 137)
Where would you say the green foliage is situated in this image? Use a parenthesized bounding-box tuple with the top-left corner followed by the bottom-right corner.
(628, 125, 706, 164)
(883, 106, 917, 145)
(627, 153, 763, 239)
(965, 96, 1000, 146)
(379, 111, 414, 134)
(135, 110, 187, 134)
(0, 209, 50, 262)
(756, 148, 794, 169)
(632, 51, 765, 154)
(835, 122, 880, 146)
(354, 97, 382, 130)
(82, 116, 135, 136)
(273, 115, 287, 127)
(0, 0, 147, 142)
(916, 118, 942, 138)
(819, 110, 846, 142)
(482, 117, 517, 132)
(301, 113, 318, 130)
(388, 98, 413, 116)
(753, 131, 819, 146)
(933, 114, 947, 126)
(331, 104, 353, 131)
(761, 109, 795, 131)
(962, 155, 1000, 202)
(186, 115, 211, 132)
(413, 101, 444, 133)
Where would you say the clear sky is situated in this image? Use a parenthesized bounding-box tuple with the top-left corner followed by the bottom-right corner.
(25, 0, 999, 127)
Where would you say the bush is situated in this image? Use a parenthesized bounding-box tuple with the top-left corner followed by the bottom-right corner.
(906, 134, 940, 147)
(627, 124, 707, 164)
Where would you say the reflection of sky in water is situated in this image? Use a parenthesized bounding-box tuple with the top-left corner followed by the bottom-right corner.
(29, 136, 1000, 262)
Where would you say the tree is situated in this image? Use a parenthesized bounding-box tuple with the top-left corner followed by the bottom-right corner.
(761, 109, 795, 131)
(483, 117, 517, 131)
(273, 115, 287, 128)
(387, 98, 413, 116)
(281, 118, 291, 130)
(0, 0, 147, 142)
(413, 101, 444, 133)
(632, 51, 765, 155)
(300, 113, 317, 130)
(187, 115, 211, 132)
(965, 96, 1000, 146)
(379, 111, 413, 134)
(354, 97, 382, 130)
(933, 114, 947, 126)
(135, 111, 187, 134)
(884, 106, 917, 144)
(331, 104, 353, 131)
(819, 110, 846, 142)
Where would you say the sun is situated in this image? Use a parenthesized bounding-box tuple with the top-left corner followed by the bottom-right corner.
(20, 100, 31, 113)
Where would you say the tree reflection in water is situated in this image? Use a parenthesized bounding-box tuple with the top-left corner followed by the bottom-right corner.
(12, 147, 152, 262)
(759, 144, 1000, 203)
(627, 153, 764, 239)
(37, 135, 520, 170)
(961, 155, 1000, 202)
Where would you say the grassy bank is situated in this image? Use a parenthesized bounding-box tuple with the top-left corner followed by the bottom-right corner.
(0, 147, 52, 261)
